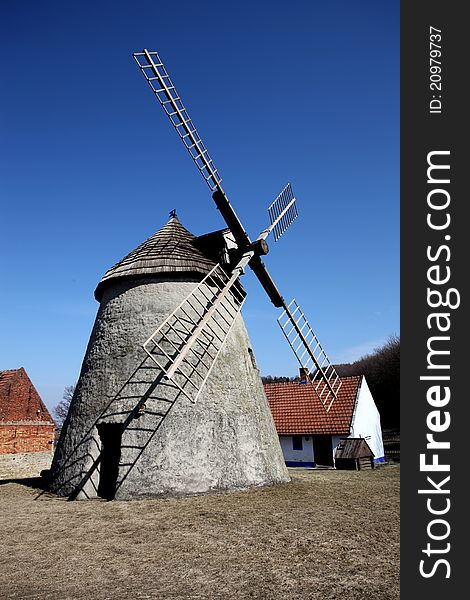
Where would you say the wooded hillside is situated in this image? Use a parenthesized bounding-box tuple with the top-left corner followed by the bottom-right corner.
(335, 335, 400, 430)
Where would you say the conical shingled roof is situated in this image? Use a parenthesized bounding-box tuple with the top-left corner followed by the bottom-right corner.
(95, 216, 216, 300)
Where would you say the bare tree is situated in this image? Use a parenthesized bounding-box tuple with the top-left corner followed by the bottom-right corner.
(53, 384, 76, 427)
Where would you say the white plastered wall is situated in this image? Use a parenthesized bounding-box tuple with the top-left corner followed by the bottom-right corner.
(279, 436, 314, 464)
(350, 377, 385, 460)
(331, 435, 343, 464)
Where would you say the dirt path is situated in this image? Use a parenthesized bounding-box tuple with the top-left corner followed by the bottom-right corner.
(0, 466, 399, 600)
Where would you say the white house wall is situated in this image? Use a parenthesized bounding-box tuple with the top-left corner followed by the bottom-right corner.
(350, 377, 385, 461)
(279, 436, 314, 466)
(331, 435, 343, 464)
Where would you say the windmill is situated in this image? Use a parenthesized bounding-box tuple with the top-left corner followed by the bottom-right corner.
(48, 49, 341, 501)
(132, 49, 342, 410)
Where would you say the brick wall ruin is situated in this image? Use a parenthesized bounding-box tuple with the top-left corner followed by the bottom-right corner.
(0, 368, 56, 455)
(0, 423, 55, 454)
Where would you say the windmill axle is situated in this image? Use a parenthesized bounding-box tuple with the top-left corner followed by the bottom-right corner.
(249, 238, 269, 256)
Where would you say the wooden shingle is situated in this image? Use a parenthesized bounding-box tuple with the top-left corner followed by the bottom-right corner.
(95, 216, 217, 300)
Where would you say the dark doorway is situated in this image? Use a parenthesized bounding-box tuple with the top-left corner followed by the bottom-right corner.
(312, 435, 334, 467)
(97, 423, 123, 500)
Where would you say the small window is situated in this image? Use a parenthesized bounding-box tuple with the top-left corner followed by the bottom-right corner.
(247, 347, 258, 370)
(292, 435, 303, 451)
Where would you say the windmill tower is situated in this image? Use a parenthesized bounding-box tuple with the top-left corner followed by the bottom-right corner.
(49, 49, 342, 500)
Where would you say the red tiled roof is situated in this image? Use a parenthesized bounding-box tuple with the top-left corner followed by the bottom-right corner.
(264, 376, 362, 435)
(0, 368, 55, 424)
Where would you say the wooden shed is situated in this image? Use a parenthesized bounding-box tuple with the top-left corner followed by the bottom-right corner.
(334, 437, 375, 470)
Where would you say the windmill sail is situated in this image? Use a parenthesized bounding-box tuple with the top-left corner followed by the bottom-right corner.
(277, 299, 342, 412)
(143, 263, 246, 404)
(134, 49, 252, 251)
(133, 50, 222, 192)
(268, 183, 298, 242)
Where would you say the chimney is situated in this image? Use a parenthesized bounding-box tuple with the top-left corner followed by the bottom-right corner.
(299, 368, 309, 384)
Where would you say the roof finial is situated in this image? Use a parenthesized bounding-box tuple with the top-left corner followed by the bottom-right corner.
(169, 209, 177, 219)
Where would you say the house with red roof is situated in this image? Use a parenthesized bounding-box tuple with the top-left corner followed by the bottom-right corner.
(264, 375, 384, 468)
(0, 368, 56, 454)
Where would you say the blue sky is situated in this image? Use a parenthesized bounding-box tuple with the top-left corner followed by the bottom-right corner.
(0, 0, 399, 413)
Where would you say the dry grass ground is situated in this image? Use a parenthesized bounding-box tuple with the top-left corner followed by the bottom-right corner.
(0, 465, 399, 600)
